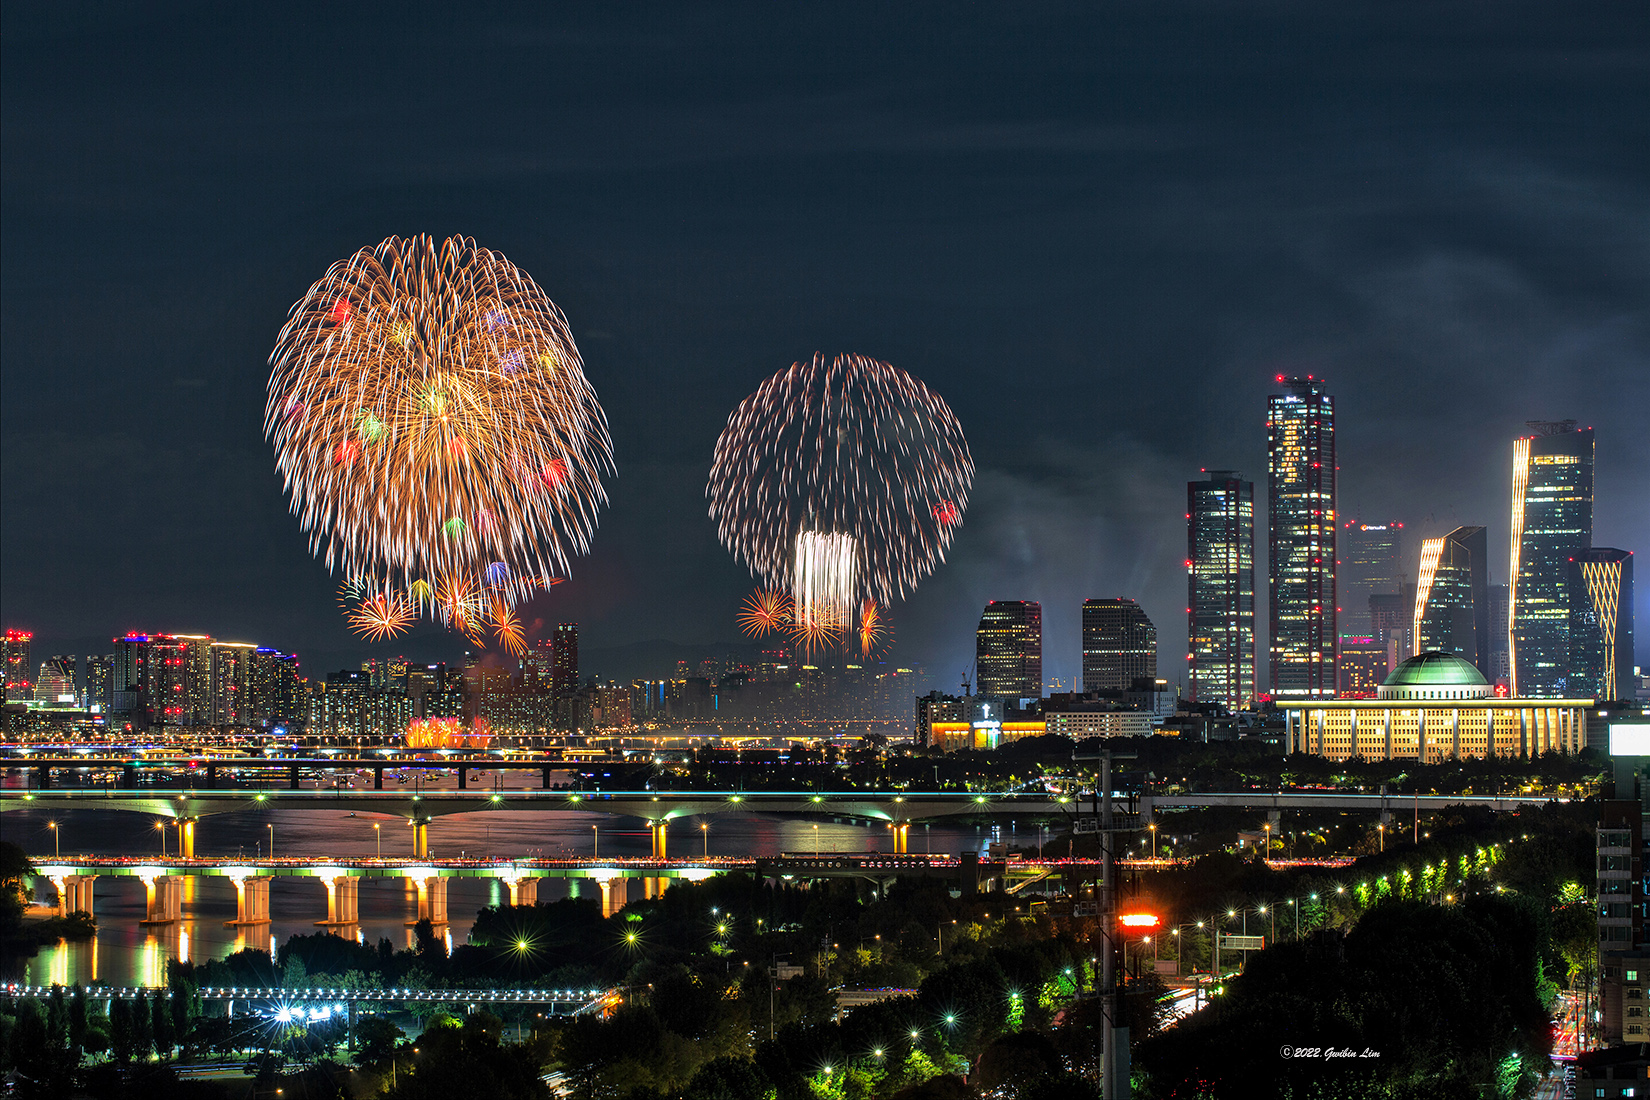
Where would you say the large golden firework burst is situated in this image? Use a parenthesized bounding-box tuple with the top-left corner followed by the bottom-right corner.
(268, 235, 612, 644)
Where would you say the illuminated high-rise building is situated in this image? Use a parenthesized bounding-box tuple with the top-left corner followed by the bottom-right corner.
(35, 656, 77, 704)
(84, 654, 112, 712)
(1413, 525, 1490, 676)
(176, 635, 215, 724)
(246, 647, 302, 729)
(1082, 599, 1157, 692)
(1509, 421, 1594, 697)
(3, 630, 33, 702)
(210, 642, 260, 724)
(1336, 636, 1387, 699)
(1569, 549, 1634, 701)
(1267, 376, 1337, 698)
(553, 623, 579, 730)
(1340, 521, 1404, 636)
(1187, 470, 1255, 709)
(975, 601, 1042, 698)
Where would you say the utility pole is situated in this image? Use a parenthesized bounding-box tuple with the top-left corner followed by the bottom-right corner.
(1100, 749, 1129, 1100)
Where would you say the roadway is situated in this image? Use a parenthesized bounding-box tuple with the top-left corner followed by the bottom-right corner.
(0, 980, 617, 1010)
(1, 784, 1081, 825)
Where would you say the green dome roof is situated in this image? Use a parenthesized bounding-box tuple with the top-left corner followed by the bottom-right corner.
(1382, 651, 1488, 688)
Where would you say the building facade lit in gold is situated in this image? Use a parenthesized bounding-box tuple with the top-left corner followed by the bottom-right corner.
(1287, 650, 1590, 762)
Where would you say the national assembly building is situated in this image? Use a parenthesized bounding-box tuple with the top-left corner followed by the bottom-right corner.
(1285, 650, 1592, 762)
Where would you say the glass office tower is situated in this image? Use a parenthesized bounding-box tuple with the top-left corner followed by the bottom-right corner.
(975, 601, 1043, 698)
(1510, 422, 1594, 697)
(1188, 470, 1256, 709)
(1268, 377, 1337, 698)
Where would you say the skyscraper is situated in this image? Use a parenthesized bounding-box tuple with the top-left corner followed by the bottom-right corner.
(210, 642, 260, 724)
(553, 623, 579, 730)
(35, 656, 77, 704)
(1267, 376, 1337, 698)
(1082, 598, 1157, 692)
(2, 630, 33, 702)
(1413, 525, 1490, 675)
(1187, 470, 1255, 709)
(1487, 585, 1511, 687)
(1510, 421, 1594, 697)
(84, 653, 112, 712)
(1570, 549, 1634, 702)
(1340, 521, 1404, 636)
(975, 601, 1042, 698)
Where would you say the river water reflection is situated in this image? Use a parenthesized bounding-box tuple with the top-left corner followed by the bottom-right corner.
(2, 805, 1021, 987)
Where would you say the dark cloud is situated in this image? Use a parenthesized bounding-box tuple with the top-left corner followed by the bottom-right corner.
(3, 3, 1646, 686)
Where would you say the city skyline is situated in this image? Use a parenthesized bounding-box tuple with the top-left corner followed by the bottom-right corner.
(2, 6, 1645, 697)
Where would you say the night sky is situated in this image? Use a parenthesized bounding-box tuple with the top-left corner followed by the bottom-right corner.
(3, 3, 1646, 690)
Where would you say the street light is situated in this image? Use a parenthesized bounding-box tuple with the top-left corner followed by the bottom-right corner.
(373, 822, 382, 859)
(155, 822, 167, 858)
(1149, 822, 1158, 860)
(812, 823, 820, 857)
(701, 821, 709, 859)
(592, 824, 599, 859)
(48, 821, 59, 859)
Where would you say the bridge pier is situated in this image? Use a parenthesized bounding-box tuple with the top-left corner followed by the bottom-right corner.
(374, 767, 383, 790)
(541, 766, 552, 789)
(457, 766, 467, 790)
(53, 874, 97, 917)
(321, 876, 360, 927)
(179, 819, 197, 860)
(412, 877, 448, 925)
(412, 819, 430, 859)
(599, 877, 626, 918)
(508, 878, 540, 907)
(229, 876, 272, 925)
(650, 821, 668, 859)
(892, 822, 910, 854)
(289, 763, 300, 789)
(141, 875, 184, 924)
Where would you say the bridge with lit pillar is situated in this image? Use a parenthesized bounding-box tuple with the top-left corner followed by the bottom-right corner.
(2, 782, 1081, 859)
(28, 854, 1106, 925)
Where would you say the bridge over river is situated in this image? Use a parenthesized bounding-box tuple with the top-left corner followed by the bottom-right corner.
(28, 853, 1118, 924)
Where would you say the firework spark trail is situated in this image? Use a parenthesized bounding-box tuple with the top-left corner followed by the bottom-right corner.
(708, 353, 972, 613)
(859, 600, 885, 659)
(738, 590, 793, 638)
(267, 235, 612, 643)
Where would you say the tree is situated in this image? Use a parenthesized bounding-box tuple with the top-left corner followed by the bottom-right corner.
(152, 987, 176, 1056)
(110, 998, 136, 1064)
(684, 1056, 771, 1100)
(132, 989, 154, 1061)
(974, 1030, 1062, 1096)
(356, 1015, 403, 1067)
(918, 956, 1009, 1058)
(45, 986, 70, 1048)
(413, 918, 449, 966)
(0, 841, 31, 936)
(69, 985, 90, 1054)
(382, 1011, 547, 1100)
